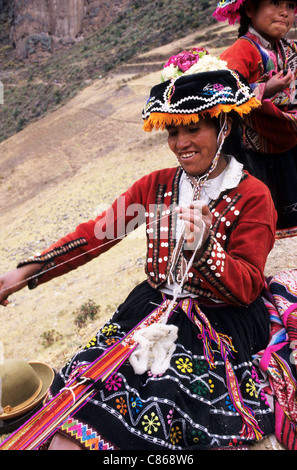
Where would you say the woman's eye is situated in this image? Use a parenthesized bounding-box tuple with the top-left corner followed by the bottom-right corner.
(167, 130, 178, 137)
(188, 126, 200, 133)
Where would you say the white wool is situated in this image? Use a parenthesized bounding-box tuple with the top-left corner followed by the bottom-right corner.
(129, 215, 204, 375)
(129, 323, 178, 376)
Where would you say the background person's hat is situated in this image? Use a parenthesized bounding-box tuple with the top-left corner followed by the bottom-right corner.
(213, 0, 297, 25)
(0, 359, 54, 421)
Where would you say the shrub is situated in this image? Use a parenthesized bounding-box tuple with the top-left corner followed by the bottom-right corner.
(74, 299, 100, 328)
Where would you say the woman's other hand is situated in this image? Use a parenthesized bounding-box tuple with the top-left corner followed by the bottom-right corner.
(0, 264, 41, 306)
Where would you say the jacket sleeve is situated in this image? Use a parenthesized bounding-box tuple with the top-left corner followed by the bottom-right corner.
(185, 177, 277, 306)
(17, 181, 146, 288)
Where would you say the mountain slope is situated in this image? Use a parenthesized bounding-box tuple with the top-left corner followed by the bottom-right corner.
(0, 0, 220, 143)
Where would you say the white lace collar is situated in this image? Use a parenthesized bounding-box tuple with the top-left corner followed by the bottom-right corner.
(180, 155, 244, 201)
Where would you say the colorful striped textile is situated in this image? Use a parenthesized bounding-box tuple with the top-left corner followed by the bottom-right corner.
(182, 298, 263, 441)
(257, 269, 297, 449)
(0, 300, 173, 450)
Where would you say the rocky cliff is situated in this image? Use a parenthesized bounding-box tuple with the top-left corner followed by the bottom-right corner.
(6, 0, 133, 59)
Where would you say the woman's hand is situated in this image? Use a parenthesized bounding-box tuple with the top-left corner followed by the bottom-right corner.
(175, 200, 212, 257)
(0, 264, 41, 307)
(264, 69, 294, 99)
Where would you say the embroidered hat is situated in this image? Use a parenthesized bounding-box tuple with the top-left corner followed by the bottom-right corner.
(213, 0, 297, 24)
(142, 48, 260, 132)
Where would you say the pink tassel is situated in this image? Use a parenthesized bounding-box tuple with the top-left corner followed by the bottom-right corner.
(213, 0, 246, 24)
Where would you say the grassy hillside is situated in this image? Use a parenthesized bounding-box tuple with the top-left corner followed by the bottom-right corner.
(0, 0, 218, 143)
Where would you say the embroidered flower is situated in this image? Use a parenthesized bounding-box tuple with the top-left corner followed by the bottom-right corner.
(245, 378, 258, 398)
(142, 412, 161, 435)
(225, 395, 236, 411)
(105, 374, 122, 391)
(260, 389, 270, 407)
(188, 429, 207, 445)
(191, 380, 208, 396)
(208, 379, 215, 393)
(175, 357, 193, 374)
(167, 409, 174, 425)
(116, 396, 127, 416)
(251, 366, 260, 383)
(228, 438, 244, 448)
(69, 360, 80, 372)
(193, 359, 208, 376)
(102, 324, 118, 337)
(85, 336, 97, 348)
(170, 426, 183, 445)
(130, 396, 143, 416)
(105, 337, 118, 346)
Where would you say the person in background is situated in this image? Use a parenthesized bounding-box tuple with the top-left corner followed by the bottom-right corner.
(214, 0, 297, 238)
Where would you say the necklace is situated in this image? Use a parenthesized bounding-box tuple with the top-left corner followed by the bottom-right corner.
(168, 115, 228, 286)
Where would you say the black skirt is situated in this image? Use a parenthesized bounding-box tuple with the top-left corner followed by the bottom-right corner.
(49, 281, 274, 450)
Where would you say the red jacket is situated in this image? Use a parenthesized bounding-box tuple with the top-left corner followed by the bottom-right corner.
(18, 167, 277, 307)
(220, 37, 264, 87)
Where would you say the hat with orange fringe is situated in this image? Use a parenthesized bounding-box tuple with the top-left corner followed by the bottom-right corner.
(213, 0, 297, 24)
(142, 47, 260, 132)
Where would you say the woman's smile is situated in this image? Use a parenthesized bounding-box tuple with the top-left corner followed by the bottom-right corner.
(179, 151, 199, 160)
(167, 118, 230, 178)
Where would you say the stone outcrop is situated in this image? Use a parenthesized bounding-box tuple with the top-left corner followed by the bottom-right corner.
(9, 0, 132, 59)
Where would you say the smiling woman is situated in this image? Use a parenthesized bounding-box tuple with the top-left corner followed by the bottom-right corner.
(166, 118, 231, 178)
(0, 50, 278, 450)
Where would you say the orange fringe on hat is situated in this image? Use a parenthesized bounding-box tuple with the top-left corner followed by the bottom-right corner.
(143, 97, 261, 132)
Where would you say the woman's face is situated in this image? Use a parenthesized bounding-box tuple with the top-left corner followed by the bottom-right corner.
(247, 0, 296, 42)
(166, 118, 229, 178)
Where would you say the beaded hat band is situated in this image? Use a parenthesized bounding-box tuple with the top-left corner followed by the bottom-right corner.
(213, 0, 297, 24)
